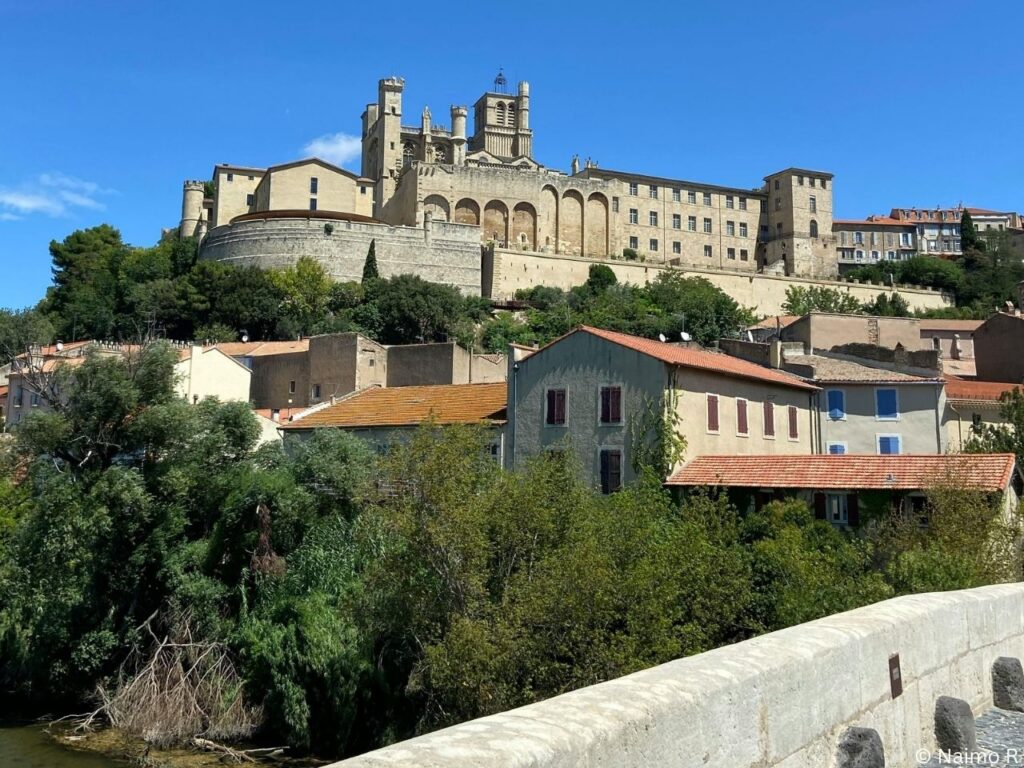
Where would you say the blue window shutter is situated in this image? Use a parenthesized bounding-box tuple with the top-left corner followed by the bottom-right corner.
(879, 436, 900, 454)
(876, 389, 898, 419)
(828, 444, 845, 455)
(827, 390, 844, 420)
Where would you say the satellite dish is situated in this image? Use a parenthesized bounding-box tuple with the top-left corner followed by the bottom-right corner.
(658, 333, 667, 343)
(680, 331, 692, 342)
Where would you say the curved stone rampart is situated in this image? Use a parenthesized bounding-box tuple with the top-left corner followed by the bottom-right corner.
(200, 214, 482, 295)
(331, 584, 1024, 767)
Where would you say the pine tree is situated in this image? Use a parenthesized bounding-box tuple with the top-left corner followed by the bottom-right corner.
(362, 239, 379, 283)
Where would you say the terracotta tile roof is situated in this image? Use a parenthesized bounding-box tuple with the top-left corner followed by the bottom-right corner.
(748, 315, 801, 330)
(666, 454, 1017, 492)
(918, 319, 983, 332)
(282, 382, 507, 430)
(942, 359, 977, 378)
(577, 327, 818, 391)
(783, 354, 939, 383)
(945, 378, 1023, 403)
(253, 407, 305, 423)
(833, 217, 912, 227)
(214, 340, 310, 357)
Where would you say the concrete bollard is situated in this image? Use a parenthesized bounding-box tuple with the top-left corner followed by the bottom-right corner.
(934, 696, 977, 753)
(836, 727, 885, 768)
(993, 657, 1024, 711)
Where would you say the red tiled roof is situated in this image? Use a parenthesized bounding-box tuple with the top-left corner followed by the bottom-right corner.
(665, 454, 1017, 492)
(748, 315, 800, 330)
(833, 217, 912, 227)
(577, 327, 818, 391)
(945, 378, 1023, 403)
(214, 340, 310, 357)
(282, 382, 507, 430)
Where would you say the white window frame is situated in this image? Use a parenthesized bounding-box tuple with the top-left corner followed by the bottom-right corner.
(705, 392, 720, 435)
(735, 397, 749, 437)
(597, 383, 625, 426)
(874, 387, 900, 422)
(826, 442, 848, 455)
(545, 386, 568, 428)
(826, 493, 849, 526)
(876, 433, 902, 455)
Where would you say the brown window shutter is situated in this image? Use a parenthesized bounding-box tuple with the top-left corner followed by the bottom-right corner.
(708, 395, 719, 431)
(609, 450, 622, 491)
(789, 405, 798, 439)
(763, 401, 774, 437)
(847, 493, 860, 527)
(813, 492, 826, 520)
(600, 388, 609, 423)
(600, 450, 610, 494)
(737, 400, 748, 434)
(611, 387, 621, 423)
(556, 390, 566, 424)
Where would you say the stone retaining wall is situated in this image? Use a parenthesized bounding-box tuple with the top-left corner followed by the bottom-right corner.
(331, 584, 1024, 767)
(484, 247, 954, 315)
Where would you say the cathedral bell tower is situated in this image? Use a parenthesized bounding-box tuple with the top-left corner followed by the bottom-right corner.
(469, 69, 533, 161)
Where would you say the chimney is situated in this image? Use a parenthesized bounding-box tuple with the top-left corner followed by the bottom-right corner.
(769, 340, 783, 369)
(951, 334, 961, 360)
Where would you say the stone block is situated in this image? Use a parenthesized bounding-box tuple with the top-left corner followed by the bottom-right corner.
(934, 695, 976, 753)
(836, 727, 885, 768)
(993, 657, 1024, 711)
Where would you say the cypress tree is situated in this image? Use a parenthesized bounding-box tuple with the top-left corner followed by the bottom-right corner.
(960, 209, 984, 253)
(362, 239, 379, 283)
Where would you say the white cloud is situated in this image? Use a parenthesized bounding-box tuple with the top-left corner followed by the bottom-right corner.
(302, 132, 361, 167)
(0, 173, 114, 220)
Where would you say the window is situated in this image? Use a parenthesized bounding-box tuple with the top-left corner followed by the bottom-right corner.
(885, 233, 894, 247)
(826, 389, 846, 420)
(878, 435, 901, 455)
(599, 385, 622, 424)
(821, 178, 828, 189)
(546, 388, 567, 425)
(706, 394, 720, 432)
(311, 384, 322, 399)
(726, 221, 735, 236)
(809, 195, 817, 213)
(809, 220, 819, 238)
(854, 232, 864, 244)
(727, 247, 736, 260)
(900, 232, 912, 246)
(246, 194, 254, 206)
(288, 380, 296, 394)
(775, 196, 781, 211)
(687, 215, 697, 231)
(703, 218, 712, 233)
(628, 182, 638, 196)
(826, 493, 848, 525)
(310, 177, 318, 194)
(871, 250, 880, 260)
(309, 198, 317, 211)
(30, 392, 39, 407)
(672, 188, 681, 202)
(600, 449, 622, 494)
(739, 197, 747, 211)
(797, 175, 804, 186)
(704, 245, 713, 258)
(687, 190, 696, 204)
(612, 196, 619, 212)
(649, 185, 658, 198)
(875, 388, 899, 421)
(629, 208, 638, 224)
(887, 251, 897, 261)
(776, 223, 783, 238)
(649, 238, 658, 251)
(248, 175, 254, 181)
(736, 398, 749, 436)
(760, 199, 767, 213)
(827, 443, 847, 455)
(840, 231, 848, 245)
(703, 192, 712, 206)
(739, 222, 748, 238)
(726, 195, 734, 209)
(740, 249, 748, 261)
(788, 405, 799, 440)
(226, 173, 234, 182)
(649, 211, 658, 226)
(763, 401, 775, 437)
(672, 241, 681, 254)
(809, 177, 816, 188)
(672, 213, 681, 229)
(774, 179, 780, 190)
(629, 236, 639, 249)
(360, 185, 367, 194)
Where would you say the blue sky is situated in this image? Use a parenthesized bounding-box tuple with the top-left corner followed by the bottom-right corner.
(2, 0, 1022, 308)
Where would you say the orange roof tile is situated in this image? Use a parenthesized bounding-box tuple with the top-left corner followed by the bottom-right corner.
(666, 454, 1017, 492)
(282, 382, 507, 430)
(748, 315, 801, 330)
(833, 217, 912, 227)
(945, 378, 1023, 403)
(214, 340, 310, 357)
(576, 327, 818, 391)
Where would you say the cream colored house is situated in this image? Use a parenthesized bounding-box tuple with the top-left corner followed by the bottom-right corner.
(174, 346, 252, 405)
(505, 326, 817, 492)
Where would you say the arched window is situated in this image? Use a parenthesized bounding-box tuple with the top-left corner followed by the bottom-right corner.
(507, 103, 516, 127)
(495, 102, 506, 126)
(809, 219, 819, 238)
(403, 142, 416, 168)
(434, 145, 447, 163)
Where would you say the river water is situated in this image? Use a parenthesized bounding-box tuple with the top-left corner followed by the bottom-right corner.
(0, 725, 126, 767)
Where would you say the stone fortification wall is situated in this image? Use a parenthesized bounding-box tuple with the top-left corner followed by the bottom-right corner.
(485, 247, 953, 315)
(200, 213, 482, 295)
(330, 584, 1024, 767)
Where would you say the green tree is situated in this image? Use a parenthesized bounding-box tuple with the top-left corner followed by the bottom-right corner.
(585, 263, 617, 293)
(961, 208, 984, 253)
(45, 225, 129, 340)
(371, 274, 465, 344)
(361, 239, 379, 283)
(965, 389, 1024, 468)
(781, 285, 863, 316)
(860, 292, 910, 317)
(272, 256, 333, 335)
(0, 308, 55, 358)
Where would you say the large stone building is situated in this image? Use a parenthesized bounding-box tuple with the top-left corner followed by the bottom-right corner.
(181, 73, 838, 285)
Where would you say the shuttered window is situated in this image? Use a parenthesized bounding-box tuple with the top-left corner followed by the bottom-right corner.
(546, 388, 566, 425)
(600, 449, 622, 494)
(788, 405, 799, 439)
(707, 394, 719, 432)
(763, 401, 775, 437)
(736, 398, 748, 436)
(600, 386, 622, 424)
